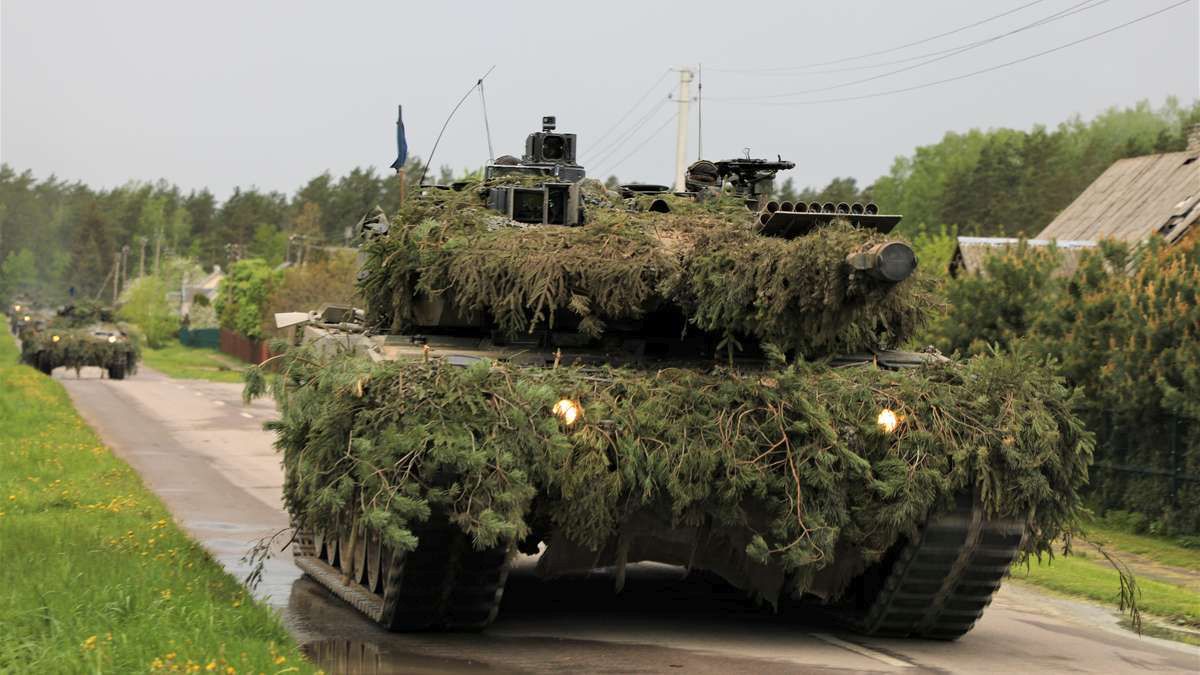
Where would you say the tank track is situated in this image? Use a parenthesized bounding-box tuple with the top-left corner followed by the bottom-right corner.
(293, 518, 510, 631)
(846, 500, 1025, 640)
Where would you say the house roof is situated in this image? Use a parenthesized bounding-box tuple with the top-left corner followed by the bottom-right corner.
(950, 237, 1097, 277)
(1036, 150, 1200, 244)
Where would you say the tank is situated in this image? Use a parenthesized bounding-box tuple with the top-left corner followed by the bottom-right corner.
(250, 116, 1091, 639)
(20, 302, 140, 379)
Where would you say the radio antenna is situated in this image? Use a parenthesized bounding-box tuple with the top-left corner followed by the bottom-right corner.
(697, 63, 704, 160)
(419, 65, 496, 186)
(478, 78, 495, 161)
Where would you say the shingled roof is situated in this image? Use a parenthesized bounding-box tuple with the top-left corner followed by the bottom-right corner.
(949, 237, 1097, 277)
(1036, 133, 1200, 244)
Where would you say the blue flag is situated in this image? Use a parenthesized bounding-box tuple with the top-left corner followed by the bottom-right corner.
(390, 105, 408, 171)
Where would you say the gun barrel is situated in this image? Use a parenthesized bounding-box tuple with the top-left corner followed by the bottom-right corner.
(846, 241, 917, 283)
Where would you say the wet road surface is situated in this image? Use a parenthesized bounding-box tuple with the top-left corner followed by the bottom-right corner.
(58, 366, 1200, 674)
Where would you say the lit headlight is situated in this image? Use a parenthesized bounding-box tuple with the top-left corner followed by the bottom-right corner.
(23, 315, 31, 322)
(13, 304, 20, 312)
(552, 399, 582, 426)
(52, 335, 61, 343)
(877, 408, 899, 434)
(108, 335, 118, 343)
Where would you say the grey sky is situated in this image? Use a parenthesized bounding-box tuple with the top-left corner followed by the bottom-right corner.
(2, 0, 1197, 199)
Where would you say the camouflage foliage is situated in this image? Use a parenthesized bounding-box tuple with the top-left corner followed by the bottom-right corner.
(359, 180, 937, 358)
(247, 343, 1091, 602)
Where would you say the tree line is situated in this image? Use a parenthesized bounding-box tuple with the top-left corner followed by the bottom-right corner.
(768, 97, 1200, 240)
(0, 159, 453, 305)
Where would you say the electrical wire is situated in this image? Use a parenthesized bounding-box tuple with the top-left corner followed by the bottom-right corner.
(709, 0, 1113, 101)
(708, 0, 1052, 73)
(707, 0, 1191, 107)
(593, 112, 679, 177)
(586, 69, 672, 155)
(419, 65, 496, 186)
(717, 0, 1114, 78)
(589, 100, 670, 167)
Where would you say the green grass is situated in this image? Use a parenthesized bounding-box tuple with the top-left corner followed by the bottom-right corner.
(1080, 523, 1200, 570)
(1012, 553, 1200, 627)
(141, 343, 246, 383)
(0, 334, 313, 673)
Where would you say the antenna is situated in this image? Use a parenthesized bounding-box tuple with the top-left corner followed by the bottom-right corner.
(478, 78, 495, 161)
(419, 65, 496, 186)
(697, 63, 703, 161)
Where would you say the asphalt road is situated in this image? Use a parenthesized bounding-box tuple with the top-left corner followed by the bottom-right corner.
(58, 365, 1200, 674)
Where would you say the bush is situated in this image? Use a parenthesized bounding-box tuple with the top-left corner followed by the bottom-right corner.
(927, 234, 1200, 532)
(262, 250, 359, 338)
(214, 259, 280, 340)
(117, 276, 179, 349)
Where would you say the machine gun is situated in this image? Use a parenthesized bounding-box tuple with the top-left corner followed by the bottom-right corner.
(712, 156, 796, 199)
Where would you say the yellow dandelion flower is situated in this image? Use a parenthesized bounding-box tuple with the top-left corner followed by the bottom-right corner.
(161, 589, 172, 600)
(82, 635, 98, 650)
(273, 656, 286, 665)
(206, 661, 218, 671)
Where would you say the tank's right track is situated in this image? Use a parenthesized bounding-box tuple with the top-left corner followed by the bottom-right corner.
(847, 501, 1025, 640)
(293, 519, 510, 631)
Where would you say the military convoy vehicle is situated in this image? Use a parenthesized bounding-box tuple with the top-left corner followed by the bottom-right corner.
(20, 302, 139, 379)
(252, 116, 1090, 639)
(9, 301, 51, 339)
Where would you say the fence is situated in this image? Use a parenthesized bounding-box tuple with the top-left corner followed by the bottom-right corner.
(1092, 413, 1198, 530)
(218, 328, 272, 364)
(178, 327, 220, 350)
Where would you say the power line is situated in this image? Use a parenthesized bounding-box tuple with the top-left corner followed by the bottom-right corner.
(715, 0, 1113, 78)
(709, 0, 1113, 101)
(590, 100, 670, 167)
(586, 69, 672, 154)
(707, 0, 1191, 107)
(707, 0, 1053, 73)
(593, 112, 679, 178)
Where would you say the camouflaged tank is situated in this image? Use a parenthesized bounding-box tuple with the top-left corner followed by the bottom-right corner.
(20, 302, 139, 379)
(251, 116, 1091, 639)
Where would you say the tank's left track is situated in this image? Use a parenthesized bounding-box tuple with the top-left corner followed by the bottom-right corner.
(293, 518, 510, 631)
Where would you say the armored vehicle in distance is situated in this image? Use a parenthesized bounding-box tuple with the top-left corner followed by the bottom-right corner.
(20, 302, 139, 379)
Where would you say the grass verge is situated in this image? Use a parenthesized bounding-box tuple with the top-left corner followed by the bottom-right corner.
(0, 331, 312, 673)
(1012, 552, 1200, 626)
(141, 342, 246, 383)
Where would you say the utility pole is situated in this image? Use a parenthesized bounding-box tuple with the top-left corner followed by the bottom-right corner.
(120, 245, 130, 293)
(113, 251, 121, 303)
(153, 229, 162, 276)
(138, 236, 148, 278)
(672, 68, 694, 192)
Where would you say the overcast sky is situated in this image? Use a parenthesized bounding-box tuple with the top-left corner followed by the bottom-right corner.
(2, 0, 1197, 198)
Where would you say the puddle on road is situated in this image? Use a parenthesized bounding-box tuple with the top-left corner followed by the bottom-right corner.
(302, 639, 494, 675)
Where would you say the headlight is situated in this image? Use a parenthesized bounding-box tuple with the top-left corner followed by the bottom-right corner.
(52, 335, 61, 343)
(23, 315, 31, 322)
(13, 304, 20, 312)
(107, 335, 118, 344)
(552, 399, 582, 426)
(877, 408, 899, 434)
